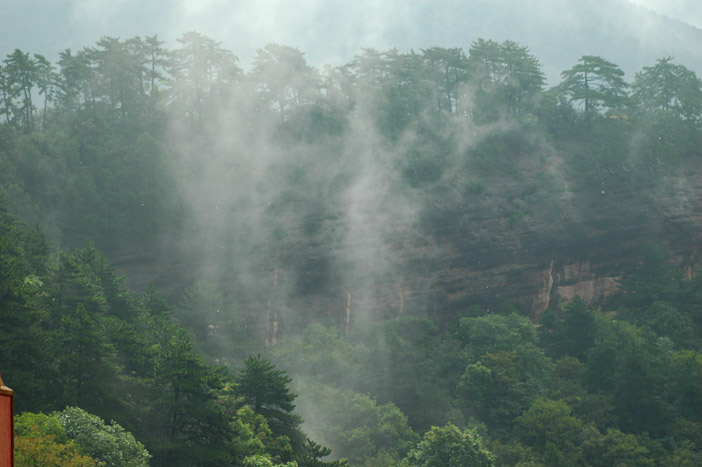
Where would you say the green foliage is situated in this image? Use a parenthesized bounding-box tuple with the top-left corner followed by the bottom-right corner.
(420, 47, 469, 114)
(616, 247, 702, 348)
(360, 317, 460, 432)
(14, 410, 148, 466)
(251, 43, 319, 119)
(243, 455, 299, 467)
(559, 55, 628, 115)
(401, 120, 455, 187)
(538, 297, 598, 359)
(225, 403, 269, 460)
(57, 303, 116, 410)
(545, 357, 616, 430)
(467, 128, 537, 175)
(177, 280, 262, 367)
(514, 398, 582, 458)
(457, 347, 552, 433)
(670, 350, 702, 421)
(456, 313, 552, 432)
(15, 412, 70, 443)
(144, 326, 238, 465)
(401, 423, 495, 467)
(54, 406, 151, 466)
(535, 87, 579, 138)
(14, 431, 98, 466)
(295, 438, 349, 467)
(271, 323, 369, 389)
(457, 312, 540, 358)
(580, 425, 654, 467)
(619, 245, 684, 308)
(237, 355, 305, 460)
(0, 193, 55, 410)
(294, 379, 417, 465)
(490, 439, 541, 467)
(3, 49, 38, 132)
(585, 319, 674, 435)
(176, 281, 232, 360)
(0, 199, 270, 466)
(468, 38, 545, 118)
(632, 57, 702, 122)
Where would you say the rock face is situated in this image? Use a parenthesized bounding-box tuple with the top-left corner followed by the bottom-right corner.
(419, 172, 701, 317)
(435, 161, 702, 316)
(552, 261, 621, 309)
(276, 156, 702, 322)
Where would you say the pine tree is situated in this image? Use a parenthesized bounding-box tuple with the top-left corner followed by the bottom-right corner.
(236, 355, 305, 459)
(559, 55, 628, 116)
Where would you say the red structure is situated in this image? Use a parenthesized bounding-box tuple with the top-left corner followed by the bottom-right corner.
(0, 373, 13, 467)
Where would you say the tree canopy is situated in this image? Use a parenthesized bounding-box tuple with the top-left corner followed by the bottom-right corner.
(560, 55, 628, 115)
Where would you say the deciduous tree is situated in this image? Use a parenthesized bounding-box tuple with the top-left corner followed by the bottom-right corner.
(401, 423, 495, 467)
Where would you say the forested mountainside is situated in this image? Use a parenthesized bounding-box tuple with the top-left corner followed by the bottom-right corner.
(2, 33, 702, 465)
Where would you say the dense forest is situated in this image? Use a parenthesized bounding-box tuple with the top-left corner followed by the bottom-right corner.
(1, 32, 702, 465)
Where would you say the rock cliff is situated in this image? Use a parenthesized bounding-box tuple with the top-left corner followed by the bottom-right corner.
(114, 135, 702, 325)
